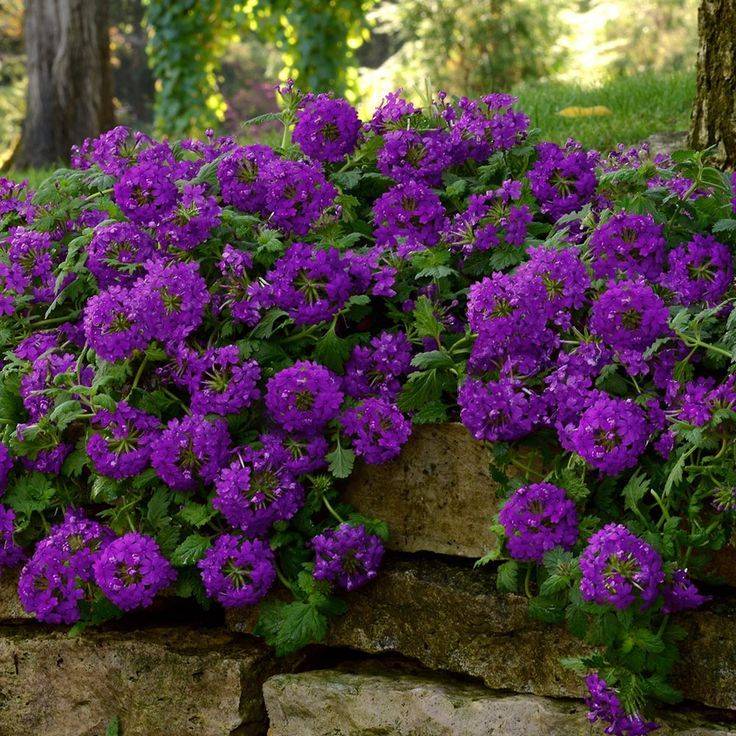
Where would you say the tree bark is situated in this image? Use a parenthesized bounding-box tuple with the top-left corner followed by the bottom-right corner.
(9, 0, 114, 169)
(689, 0, 736, 167)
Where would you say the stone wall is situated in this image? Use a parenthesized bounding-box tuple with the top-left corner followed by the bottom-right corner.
(1, 423, 735, 734)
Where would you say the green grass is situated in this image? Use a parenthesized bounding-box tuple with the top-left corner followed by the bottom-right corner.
(512, 70, 695, 151)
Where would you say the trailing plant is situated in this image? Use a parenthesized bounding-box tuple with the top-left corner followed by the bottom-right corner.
(0, 83, 735, 734)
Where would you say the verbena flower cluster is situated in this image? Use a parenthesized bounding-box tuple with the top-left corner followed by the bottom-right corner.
(1, 84, 735, 734)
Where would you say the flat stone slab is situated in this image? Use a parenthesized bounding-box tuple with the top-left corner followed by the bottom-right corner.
(263, 669, 736, 736)
(0, 626, 282, 736)
(0, 571, 32, 622)
(344, 422, 530, 557)
(228, 555, 736, 709)
(229, 555, 584, 699)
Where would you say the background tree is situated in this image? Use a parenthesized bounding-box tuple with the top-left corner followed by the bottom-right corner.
(689, 0, 736, 166)
(9, 0, 114, 169)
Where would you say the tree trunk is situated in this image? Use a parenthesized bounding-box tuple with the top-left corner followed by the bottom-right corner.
(689, 0, 736, 167)
(9, 0, 114, 169)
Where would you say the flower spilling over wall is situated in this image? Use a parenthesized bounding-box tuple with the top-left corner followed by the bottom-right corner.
(0, 83, 735, 733)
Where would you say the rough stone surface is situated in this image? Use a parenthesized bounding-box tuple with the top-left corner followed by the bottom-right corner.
(0, 571, 31, 622)
(344, 423, 539, 557)
(229, 554, 585, 699)
(263, 669, 736, 736)
(679, 605, 736, 711)
(229, 555, 736, 709)
(0, 626, 283, 736)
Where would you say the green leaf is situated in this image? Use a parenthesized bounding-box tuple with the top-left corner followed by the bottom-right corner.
(712, 218, 736, 233)
(314, 327, 353, 373)
(496, 560, 519, 593)
(397, 370, 443, 412)
(539, 574, 569, 597)
(412, 296, 443, 339)
(170, 534, 211, 567)
(254, 599, 330, 656)
(410, 351, 454, 370)
(327, 442, 355, 479)
(177, 502, 217, 528)
(4, 473, 55, 521)
(623, 471, 649, 512)
(632, 628, 665, 653)
(411, 400, 449, 425)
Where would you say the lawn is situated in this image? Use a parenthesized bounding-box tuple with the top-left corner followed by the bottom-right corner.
(512, 70, 695, 151)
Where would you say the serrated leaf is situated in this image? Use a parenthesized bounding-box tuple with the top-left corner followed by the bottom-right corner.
(327, 442, 355, 479)
(496, 560, 519, 592)
(177, 501, 217, 528)
(170, 533, 211, 567)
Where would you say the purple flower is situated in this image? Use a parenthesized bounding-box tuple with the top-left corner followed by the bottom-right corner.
(20, 352, 78, 421)
(661, 234, 733, 306)
(559, 392, 649, 475)
(260, 432, 329, 475)
(198, 534, 276, 607)
(113, 161, 178, 226)
(343, 331, 413, 400)
(265, 361, 344, 435)
(516, 245, 590, 328)
(93, 532, 175, 611)
(87, 402, 160, 479)
(18, 542, 86, 623)
(459, 376, 545, 442)
(498, 483, 578, 563)
(365, 89, 418, 134)
(589, 212, 666, 281)
(662, 569, 710, 614)
(0, 262, 27, 315)
(83, 285, 148, 362)
(158, 184, 221, 251)
(373, 181, 448, 257)
(261, 158, 337, 236)
(585, 673, 659, 736)
(377, 129, 453, 186)
(217, 145, 276, 213)
(0, 506, 23, 568)
(341, 398, 412, 464)
(86, 222, 155, 289)
(21, 443, 72, 475)
(293, 94, 361, 163)
(528, 140, 598, 221)
(135, 260, 209, 344)
(151, 414, 231, 492)
(5, 228, 57, 303)
(312, 523, 384, 591)
(466, 272, 557, 374)
(214, 245, 263, 325)
(451, 93, 529, 161)
(589, 280, 670, 375)
(213, 446, 303, 536)
(71, 126, 151, 176)
(0, 443, 13, 495)
(580, 524, 664, 609)
(259, 242, 372, 325)
(189, 345, 261, 416)
(446, 182, 533, 258)
(18, 511, 114, 623)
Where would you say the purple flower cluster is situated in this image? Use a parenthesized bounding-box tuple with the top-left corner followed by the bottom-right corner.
(341, 398, 411, 464)
(445, 181, 532, 257)
(580, 524, 664, 609)
(585, 673, 659, 736)
(498, 483, 578, 562)
(198, 534, 276, 606)
(266, 361, 344, 435)
(92, 532, 175, 611)
(528, 140, 598, 221)
(213, 447, 303, 536)
(312, 523, 384, 591)
(293, 94, 361, 163)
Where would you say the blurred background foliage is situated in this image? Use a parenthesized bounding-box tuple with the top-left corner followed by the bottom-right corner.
(1, 0, 697, 165)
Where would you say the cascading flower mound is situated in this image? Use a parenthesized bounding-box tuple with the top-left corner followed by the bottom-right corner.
(0, 82, 735, 733)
